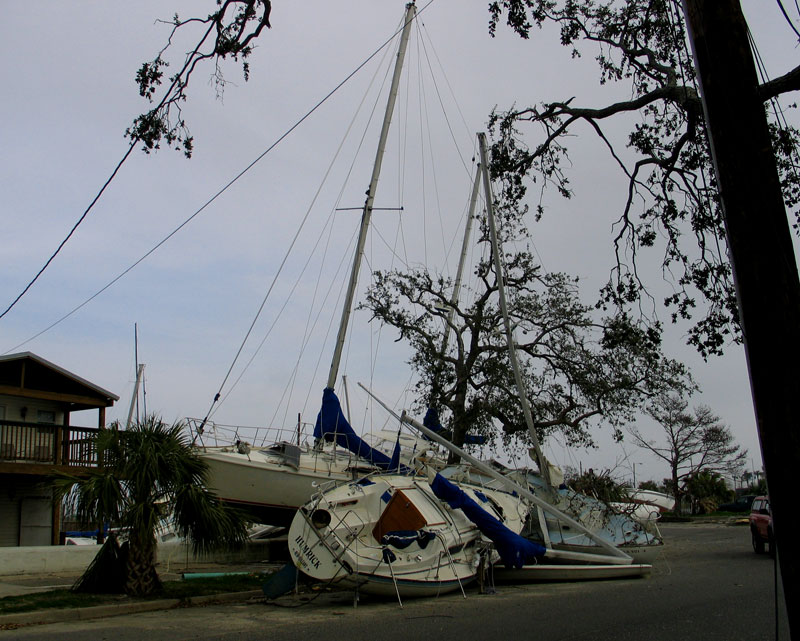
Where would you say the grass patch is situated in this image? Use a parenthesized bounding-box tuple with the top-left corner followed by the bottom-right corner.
(0, 574, 269, 615)
(160, 574, 268, 598)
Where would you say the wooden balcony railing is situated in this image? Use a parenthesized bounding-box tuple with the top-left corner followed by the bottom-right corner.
(0, 420, 100, 468)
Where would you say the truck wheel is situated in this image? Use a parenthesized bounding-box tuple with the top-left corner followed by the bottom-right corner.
(752, 529, 765, 554)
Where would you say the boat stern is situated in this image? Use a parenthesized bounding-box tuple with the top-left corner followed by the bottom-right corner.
(288, 506, 351, 581)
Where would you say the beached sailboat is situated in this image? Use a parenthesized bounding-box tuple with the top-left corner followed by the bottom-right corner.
(366, 388, 656, 577)
(287, 414, 653, 599)
(288, 468, 533, 600)
(287, 131, 662, 599)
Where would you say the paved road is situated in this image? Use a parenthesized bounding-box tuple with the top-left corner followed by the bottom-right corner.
(6, 523, 790, 640)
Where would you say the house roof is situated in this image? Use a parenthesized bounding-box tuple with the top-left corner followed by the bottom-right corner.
(0, 352, 119, 410)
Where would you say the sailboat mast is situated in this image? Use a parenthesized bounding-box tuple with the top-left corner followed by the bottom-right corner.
(478, 132, 552, 489)
(439, 166, 481, 358)
(125, 364, 145, 429)
(326, 2, 417, 390)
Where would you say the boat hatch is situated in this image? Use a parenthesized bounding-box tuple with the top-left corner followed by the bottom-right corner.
(266, 442, 301, 470)
(372, 489, 427, 541)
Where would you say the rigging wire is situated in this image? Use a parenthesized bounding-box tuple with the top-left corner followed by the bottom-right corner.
(3, 0, 437, 355)
(208, 33, 395, 420)
(418, 18, 480, 178)
(418, 36, 450, 276)
(300, 229, 363, 423)
(0, 140, 135, 322)
(264, 230, 359, 443)
(201, 0, 433, 425)
(776, 0, 800, 41)
(415, 32, 430, 269)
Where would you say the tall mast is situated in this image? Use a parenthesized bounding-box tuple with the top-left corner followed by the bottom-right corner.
(429, 166, 481, 408)
(478, 132, 552, 489)
(439, 166, 481, 358)
(326, 3, 417, 390)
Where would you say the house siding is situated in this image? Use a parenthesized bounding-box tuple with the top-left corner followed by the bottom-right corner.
(0, 476, 53, 547)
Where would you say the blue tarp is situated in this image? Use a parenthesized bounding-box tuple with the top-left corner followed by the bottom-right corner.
(313, 388, 409, 473)
(423, 407, 486, 445)
(430, 473, 546, 568)
(381, 530, 436, 550)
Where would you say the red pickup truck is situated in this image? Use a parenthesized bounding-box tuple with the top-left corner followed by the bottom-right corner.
(749, 496, 773, 555)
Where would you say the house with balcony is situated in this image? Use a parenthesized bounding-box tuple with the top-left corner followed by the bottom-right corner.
(0, 352, 118, 546)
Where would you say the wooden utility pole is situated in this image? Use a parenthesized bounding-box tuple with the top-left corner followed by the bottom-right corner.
(682, 0, 800, 636)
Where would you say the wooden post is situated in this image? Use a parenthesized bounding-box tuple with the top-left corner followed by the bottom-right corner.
(55, 413, 66, 466)
(52, 490, 61, 546)
(682, 1, 800, 635)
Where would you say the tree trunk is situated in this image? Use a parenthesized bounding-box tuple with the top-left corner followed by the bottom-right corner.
(125, 533, 161, 596)
(447, 383, 470, 463)
(671, 466, 682, 516)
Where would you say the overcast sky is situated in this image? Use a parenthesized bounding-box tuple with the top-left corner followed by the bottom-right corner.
(1, 1, 797, 485)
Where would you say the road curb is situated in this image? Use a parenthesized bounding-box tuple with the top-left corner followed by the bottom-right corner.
(0, 589, 263, 627)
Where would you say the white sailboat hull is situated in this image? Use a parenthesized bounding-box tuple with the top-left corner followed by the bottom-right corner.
(624, 489, 676, 513)
(199, 445, 372, 525)
(288, 473, 528, 598)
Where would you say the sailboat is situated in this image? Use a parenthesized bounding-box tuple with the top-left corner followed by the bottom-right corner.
(286, 404, 651, 599)
(288, 468, 533, 599)
(193, 3, 434, 526)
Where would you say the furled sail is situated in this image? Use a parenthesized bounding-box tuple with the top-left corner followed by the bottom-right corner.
(313, 388, 407, 472)
(430, 472, 545, 568)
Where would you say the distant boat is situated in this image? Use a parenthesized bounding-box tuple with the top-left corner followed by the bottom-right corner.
(623, 488, 676, 514)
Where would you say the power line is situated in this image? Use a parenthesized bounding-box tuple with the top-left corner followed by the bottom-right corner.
(5, 0, 437, 354)
(776, 0, 800, 41)
(0, 20, 218, 321)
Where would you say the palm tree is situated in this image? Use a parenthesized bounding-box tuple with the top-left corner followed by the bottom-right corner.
(55, 415, 248, 596)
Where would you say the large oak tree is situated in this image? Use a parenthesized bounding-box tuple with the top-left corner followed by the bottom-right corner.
(486, 0, 800, 358)
(363, 220, 691, 459)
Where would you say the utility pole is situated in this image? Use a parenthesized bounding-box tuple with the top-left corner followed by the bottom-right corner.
(682, 1, 800, 636)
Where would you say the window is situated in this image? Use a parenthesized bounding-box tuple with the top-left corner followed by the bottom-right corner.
(37, 410, 56, 425)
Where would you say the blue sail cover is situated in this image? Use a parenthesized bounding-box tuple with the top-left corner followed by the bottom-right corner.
(424, 407, 486, 445)
(313, 388, 408, 473)
(430, 473, 546, 568)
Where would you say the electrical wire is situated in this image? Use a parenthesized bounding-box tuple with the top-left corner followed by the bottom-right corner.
(207, 32, 395, 421)
(776, 0, 800, 41)
(0, 20, 219, 321)
(3, 0, 437, 355)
